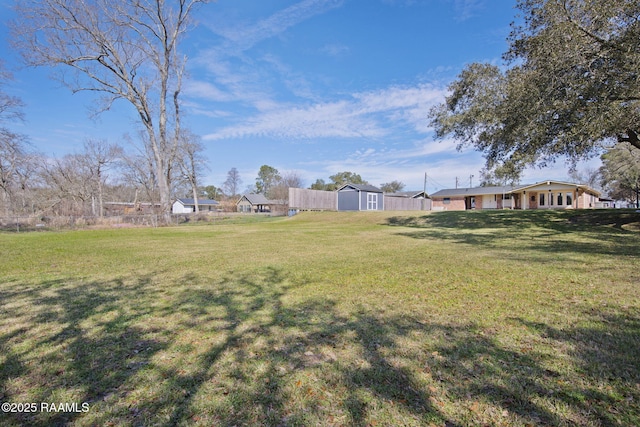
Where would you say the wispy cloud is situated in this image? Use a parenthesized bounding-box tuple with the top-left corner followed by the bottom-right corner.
(192, 0, 345, 111)
(261, 54, 319, 101)
(203, 83, 447, 141)
(298, 136, 483, 190)
(207, 0, 344, 53)
(184, 81, 234, 102)
(453, 0, 485, 21)
(320, 43, 350, 57)
(204, 100, 387, 141)
(380, 0, 484, 20)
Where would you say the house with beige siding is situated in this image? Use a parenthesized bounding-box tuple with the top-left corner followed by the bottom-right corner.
(431, 181, 601, 211)
(236, 193, 287, 213)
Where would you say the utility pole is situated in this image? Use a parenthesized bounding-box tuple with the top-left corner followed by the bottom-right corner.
(455, 177, 459, 189)
(423, 172, 427, 195)
(423, 172, 427, 210)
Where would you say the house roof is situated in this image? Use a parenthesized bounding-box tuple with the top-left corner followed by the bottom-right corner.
(430, 186, 518, 198)
(431, 180, 601, 199)
(516, 181, 601, 196)
(337, 183, 383, 193)
(176, 198, 219, 205)
(384, 190, 429, 198)
(237, 193, 271, 205)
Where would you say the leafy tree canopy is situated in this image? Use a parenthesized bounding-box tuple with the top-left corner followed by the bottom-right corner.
(309, 179, 327, 191)
(429, 0, 640, 180)
(379, 180, 405, 193)
(309, 172, 369, 191)
(600, 143, 640, 206)
(255, 165, 281, 195)
(201, 185, 223, 200)
(327, 171, 368, 190)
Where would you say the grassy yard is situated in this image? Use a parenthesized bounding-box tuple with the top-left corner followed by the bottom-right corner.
(0, 209, 639, 426)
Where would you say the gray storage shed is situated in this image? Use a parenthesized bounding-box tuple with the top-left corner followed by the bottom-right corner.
(337, 184, 384, 211)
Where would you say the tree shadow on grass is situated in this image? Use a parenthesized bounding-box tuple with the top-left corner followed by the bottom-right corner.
(1, 268, 639, 426)
(513, 309, 640, 425)
(0, 274, 167, 426)
(385, 210, 640, 259)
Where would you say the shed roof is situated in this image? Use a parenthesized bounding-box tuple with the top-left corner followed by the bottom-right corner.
(337, 183, 383, 193)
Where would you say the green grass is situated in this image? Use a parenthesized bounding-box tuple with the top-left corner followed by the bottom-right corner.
(0, 209, 639, 426)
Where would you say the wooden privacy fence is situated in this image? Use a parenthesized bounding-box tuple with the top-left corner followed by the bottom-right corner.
(383, 196, 431, 211)
(289, 188, 337, 210)
(289, 188, 431, 211)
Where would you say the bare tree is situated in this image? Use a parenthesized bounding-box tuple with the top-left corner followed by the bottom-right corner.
(568, 168, 601, 190)
(0, 132, 44, 217)
(82, 139, 122, 217)
(11, 0, 209, 221)
(0, 61, 33, 216)
(175, 130, 207, 213)
(40, 154, 94, 215)
(0, 61, 24, 123)
(270, 171, 304, 203)
(120, 135, 160, 209)
(222, 167, 242, 198)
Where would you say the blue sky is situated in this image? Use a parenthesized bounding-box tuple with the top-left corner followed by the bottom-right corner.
(0, 0, 599, 193)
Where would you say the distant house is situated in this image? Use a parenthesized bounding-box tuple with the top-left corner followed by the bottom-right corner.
(595, 196, 614, 208)
(337, 184, 384, 211)
(172, 198, 219, 214)
(236, 193, 287, 213)
(431, 181, 601, 211)
(384, 190, 428, 199)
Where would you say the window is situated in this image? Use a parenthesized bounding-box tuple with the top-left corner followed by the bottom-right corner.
(443, 198, 451, 204)
(531, 195, 536, 202)
(566, 193, 572, 205)
(503, 194, 511, 200)
(550, 193, 554, 206)
(367, 193, 378, 210)
(539, 193, 545, 206)
(557, 193, 563, 205)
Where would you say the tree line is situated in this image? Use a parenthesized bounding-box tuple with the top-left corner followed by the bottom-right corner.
(0, 131, 211, 217)
(3, 0, 639, 218)
(224, 166, 407, 201)
(6, 0, 211, 222)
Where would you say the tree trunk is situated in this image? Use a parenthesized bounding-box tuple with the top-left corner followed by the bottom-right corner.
(619, 130, 640, 151)
(191, 184, 199, 214)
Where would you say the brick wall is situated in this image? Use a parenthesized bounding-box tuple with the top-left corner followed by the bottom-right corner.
(432, 197, 466, 211)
